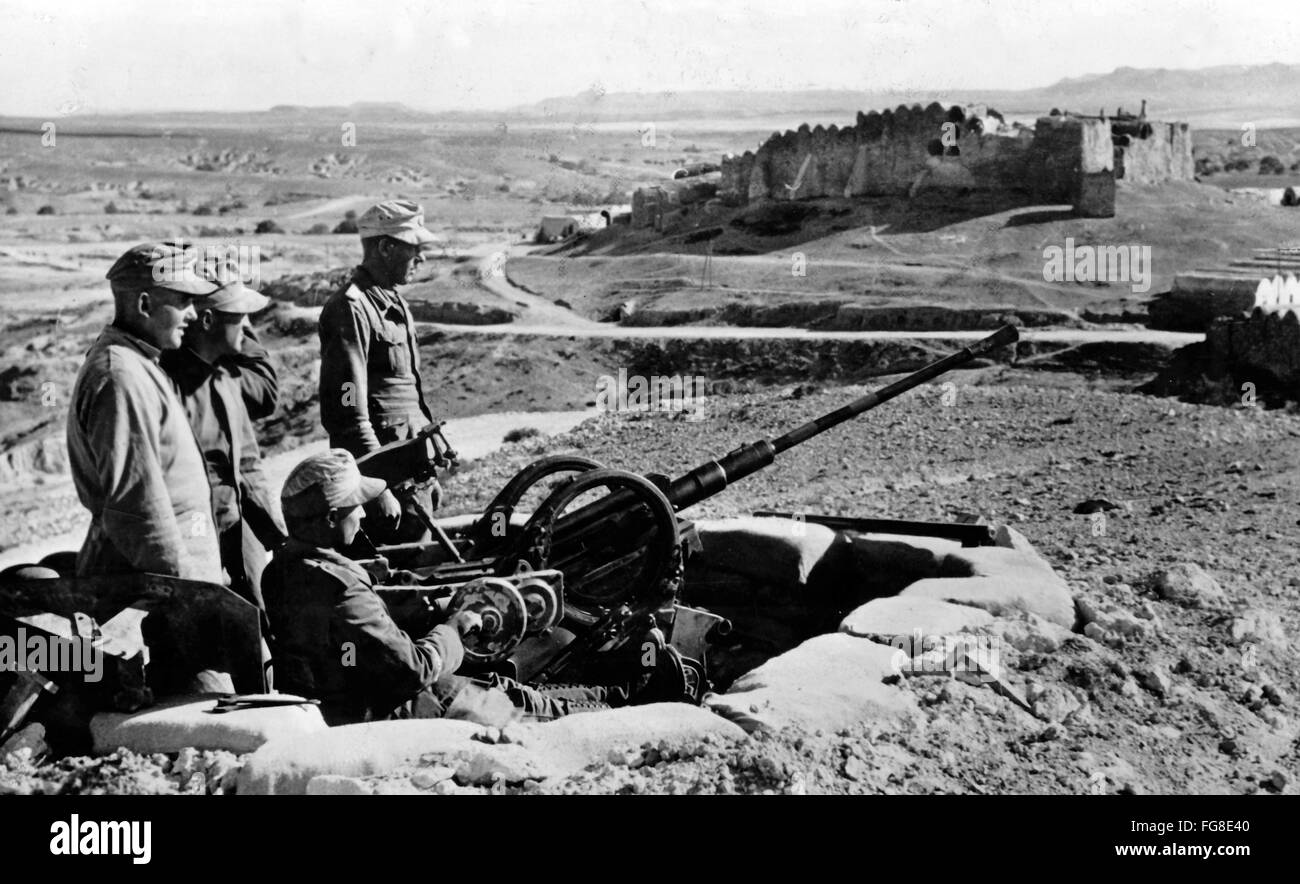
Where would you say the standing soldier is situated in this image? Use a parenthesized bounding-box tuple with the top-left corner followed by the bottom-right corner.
(160, 274, 287, 610)
(67, 242, 223, 582)
(318, 200, 440, 543)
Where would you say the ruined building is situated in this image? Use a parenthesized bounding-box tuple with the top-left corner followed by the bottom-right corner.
(1147, 248, 1300, 405)
(1147, 297, 1300, 405)
(633, 102, 1193, 227)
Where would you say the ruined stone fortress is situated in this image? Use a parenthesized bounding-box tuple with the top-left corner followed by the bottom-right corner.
(633, 102, 1193, 227)
(721, 102, 1193, 216)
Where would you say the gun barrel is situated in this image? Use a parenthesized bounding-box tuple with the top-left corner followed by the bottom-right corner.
(665, 324, 1019, 510)
(772, 323, 1018, 453)
(551, 325, 1018, 536)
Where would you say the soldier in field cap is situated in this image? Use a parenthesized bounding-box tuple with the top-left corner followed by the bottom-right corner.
(262, 449, 635, 725)
(161, 262, 286, 611)
(317, 200, 442, 545)
(261, 448, 479, 724)
(67, 241, 224, 582)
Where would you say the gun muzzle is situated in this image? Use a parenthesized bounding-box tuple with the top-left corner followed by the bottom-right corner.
(966, 324, 1020, 359)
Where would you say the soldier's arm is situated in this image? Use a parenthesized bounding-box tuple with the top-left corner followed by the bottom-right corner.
(319, 297, 381, 457)
(228, 324, 279, 421)
(83, 373, 190, 576)
(335, 584, 466, 697)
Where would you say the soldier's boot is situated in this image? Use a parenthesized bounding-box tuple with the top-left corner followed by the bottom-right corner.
(626, 642, 706, 706)
(474, 673, 614, 720)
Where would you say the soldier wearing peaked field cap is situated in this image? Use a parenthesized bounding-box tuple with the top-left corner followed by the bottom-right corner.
(355, 200, 440, 246)
(161, 263, 285, 612)
(263, 450, 630, 724)
(261, 448, 478, 724)
(317, 201, 444, 545)
(67, 242, 224, 583)
(104, 240, 220, 299)
(280, 448, 389, 518)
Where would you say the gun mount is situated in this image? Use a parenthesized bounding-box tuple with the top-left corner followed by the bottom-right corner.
(357, 325, 1021, 700)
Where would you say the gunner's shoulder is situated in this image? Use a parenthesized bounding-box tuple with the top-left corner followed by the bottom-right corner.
(291, 553, 372, 590)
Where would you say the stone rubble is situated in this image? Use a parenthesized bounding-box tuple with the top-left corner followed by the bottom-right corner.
(1149, 562, 1227, 608)
(1229, 609, 1288, 650)
(0, 723, 48, 764)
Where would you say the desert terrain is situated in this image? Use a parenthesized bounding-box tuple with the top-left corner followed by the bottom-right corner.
(1, 68, 1298, 795)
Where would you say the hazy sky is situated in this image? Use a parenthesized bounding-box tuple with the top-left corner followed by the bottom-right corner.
(1, 0, 1296, 115)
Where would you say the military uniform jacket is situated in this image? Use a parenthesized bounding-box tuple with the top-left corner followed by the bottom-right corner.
(318, 266, 434, 458)
(67, 324, 223, 582)
(159, 329, 287, 549)
(261, 539, 464, 725)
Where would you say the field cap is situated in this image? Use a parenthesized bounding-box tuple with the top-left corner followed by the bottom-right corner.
(105, 241, 217, 296)
(282, 449, 386, 517)
(198, 280, 270, 314)
(356, 200, 437, 246)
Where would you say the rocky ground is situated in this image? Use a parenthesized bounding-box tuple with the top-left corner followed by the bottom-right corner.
(4, 368, 1297, 795)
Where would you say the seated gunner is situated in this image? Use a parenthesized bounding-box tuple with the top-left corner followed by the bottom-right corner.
(262, 448, 626, 725)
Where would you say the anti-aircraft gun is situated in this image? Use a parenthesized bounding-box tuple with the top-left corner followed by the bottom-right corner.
(354, 325, 1020, 702)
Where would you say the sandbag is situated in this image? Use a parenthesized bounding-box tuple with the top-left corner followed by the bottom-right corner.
(238, 704, 746, 795)
(91, 694, 326, 755)
(692, 517, 838, 587)
(526, 703, 746, 771)
(705, 633, 918, 734)
(836, 533, 953, 600)
(840, 595, 994, 638)
(903, 545, 1074, 627)
(238, 719, 512, 795)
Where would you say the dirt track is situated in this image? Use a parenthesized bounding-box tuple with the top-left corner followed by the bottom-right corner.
(425, 321, 1201, 345)
(472, 245, 602, 329)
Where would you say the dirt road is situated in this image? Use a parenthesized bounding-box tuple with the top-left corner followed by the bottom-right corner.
(472, 245, 603, 328)
(424, 321, 1202, 346)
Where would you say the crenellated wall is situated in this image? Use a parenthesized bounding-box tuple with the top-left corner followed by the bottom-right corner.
(718, 103, 1035, 205)
(704, 103, 1193, 223)
(1145, 299, 1300, 404)
(1199, 307, 1300, 400)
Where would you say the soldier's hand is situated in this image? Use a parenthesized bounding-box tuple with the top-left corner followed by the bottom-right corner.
(428, 477, 443, 511)
(388, 568, 421, 586)
(373, 488, 402, 528)
(451, 610, 483, 635)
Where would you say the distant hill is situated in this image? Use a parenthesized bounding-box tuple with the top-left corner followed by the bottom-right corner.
(510, 64, 1300, 126)
(265, 101, 434, 120)
(1015, 63, 1300, 120)
(4, 102, 443, 132)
